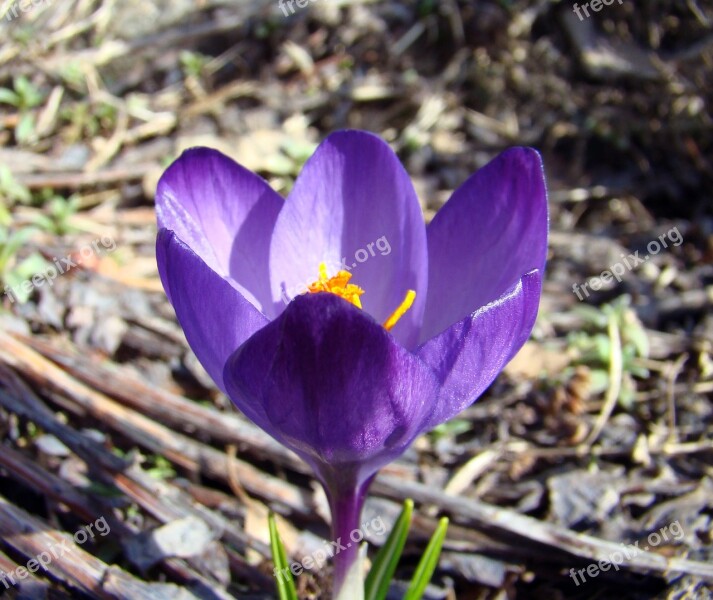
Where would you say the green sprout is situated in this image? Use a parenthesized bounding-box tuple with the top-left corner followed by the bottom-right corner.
(60, 101, 118, 142)
(0, 226, 51, 304)
(31, 191, 80, 236)
(179, 50, 210, 80)
(568, 295, 649, 408)
(0, 75, 45, 145)
(145, 455, 177, 480)
(0, 75, 44, 110)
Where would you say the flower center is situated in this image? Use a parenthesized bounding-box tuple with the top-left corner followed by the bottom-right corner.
(307, 263, 365, 308)
(306, 262, 415, 331)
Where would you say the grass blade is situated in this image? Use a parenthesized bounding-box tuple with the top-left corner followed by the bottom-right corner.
(403, 516, 449, 600)
(365, 498, 413, 600)
(269, 511, 298, 600)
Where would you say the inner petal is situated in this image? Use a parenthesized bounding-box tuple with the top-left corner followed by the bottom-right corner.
(267, 131, 428, 349)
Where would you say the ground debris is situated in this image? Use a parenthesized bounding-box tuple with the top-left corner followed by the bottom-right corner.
(0, 0, 711, 598)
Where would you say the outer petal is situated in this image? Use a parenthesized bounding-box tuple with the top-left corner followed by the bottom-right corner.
(417, 270, 542, 429)
(223, 293, 439, 484)
(420, 147, 548, 342)
(157, 229, 269, 393)
(156, 148, 283, 315)
(268, 131, 428, 349)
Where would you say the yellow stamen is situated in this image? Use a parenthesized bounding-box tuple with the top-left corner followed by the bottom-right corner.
(306, 262, 416, 331)
(307, 262, 364, 308)
(382, 289, 416, 331)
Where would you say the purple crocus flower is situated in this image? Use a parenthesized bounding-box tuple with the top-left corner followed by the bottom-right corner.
(156, 130, 547, 596)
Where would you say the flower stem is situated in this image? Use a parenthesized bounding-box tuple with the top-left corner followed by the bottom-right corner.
(325, 473, 373, 600)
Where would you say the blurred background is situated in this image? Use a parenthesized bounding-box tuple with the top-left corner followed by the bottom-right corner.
(0, 0, 711, 598)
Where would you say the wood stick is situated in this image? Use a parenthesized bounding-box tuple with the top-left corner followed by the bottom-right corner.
(374, 477, 713, 580)
(21, 334, 304, 472)
(0, 495, 161, 599)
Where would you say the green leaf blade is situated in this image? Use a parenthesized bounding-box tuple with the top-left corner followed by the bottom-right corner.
(268, 512, 298, 600)
(365, 498, 414, 600)
(0, 88, 20, 107)
(403, 516, 449, 600)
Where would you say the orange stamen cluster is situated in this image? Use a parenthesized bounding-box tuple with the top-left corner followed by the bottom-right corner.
(307, 263, 364, 308)
(306, 262, 416, 331)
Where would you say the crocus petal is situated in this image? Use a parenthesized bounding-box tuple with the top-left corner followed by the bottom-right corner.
(267, 131, 428, 349)
(417, 270, 542, 429)
(223, 293, 439, 484)
(420, 147, 548, 342)
(157, 229, 268, 393)
(156, 148, 283, 315)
